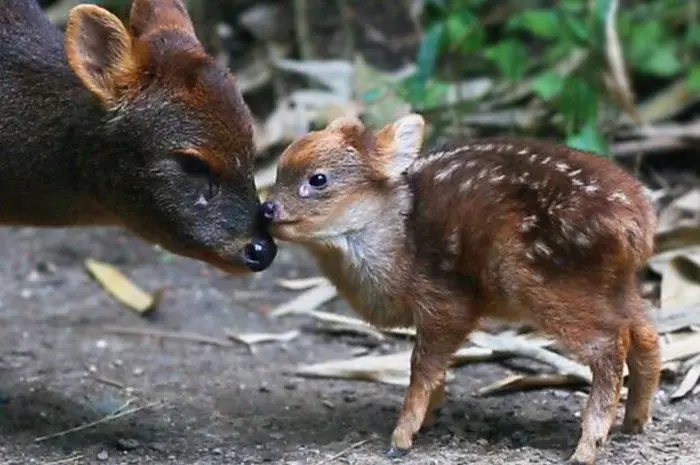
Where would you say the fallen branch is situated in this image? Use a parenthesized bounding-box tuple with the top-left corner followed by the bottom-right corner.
(35, 401, 164, 443)
(102, 326, 233, 348)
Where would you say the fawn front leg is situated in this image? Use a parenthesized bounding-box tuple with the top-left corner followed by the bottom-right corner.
(386, 328, 465, 458)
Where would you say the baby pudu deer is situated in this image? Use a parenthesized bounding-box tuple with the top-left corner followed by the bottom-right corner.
(262, 114, 661, 464)
(0, 0, 276, 273)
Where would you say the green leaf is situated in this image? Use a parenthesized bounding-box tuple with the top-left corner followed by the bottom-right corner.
(557, 10, 590, 47)
(445, 11, 484, 54)
(566, 118, 609, 157)
(484, 39, 529, 81)
(687, 65, 700, 93)
(508, 9, 560, 39)
(410, 22, 445, 100)
(559, 75, 599, 132)
(532, 71, 566, 101)
(642, 44, 682, 77)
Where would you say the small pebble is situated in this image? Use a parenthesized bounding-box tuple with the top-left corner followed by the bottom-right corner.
(212, 448, 223, 455)
(97, 450, 109, 461)
(259, 383, 270, 393)
(117, 438, 140, 451)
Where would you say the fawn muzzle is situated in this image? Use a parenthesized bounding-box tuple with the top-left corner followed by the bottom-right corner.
(260, 201, 278, 222)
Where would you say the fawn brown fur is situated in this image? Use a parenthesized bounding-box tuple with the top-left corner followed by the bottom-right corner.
(0, 0, 275, 273)
(263, 114, 661, 464)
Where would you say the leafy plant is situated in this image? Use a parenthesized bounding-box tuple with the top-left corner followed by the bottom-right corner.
(401, 0, 697, 156)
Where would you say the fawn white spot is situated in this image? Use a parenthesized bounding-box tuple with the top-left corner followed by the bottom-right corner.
(434, 162, 460, 182)
(555, 162, 569, 172)
(529, 154, 538, 163)
(465, 160, 478, 169)
(525, 251, 535, 262)
(533, 241, 553, 257)
(568, 169, 582, 177)
(608, 190, 631, 205)
(520, 215, 538, 232)
(490, 174, 506, 183)
(571, 178, 584, 187)
(446, 229, 460, 255)
(541, 156, 551, 165)
(477, 169, 488, 179)
(518, 148, 529, 155)
(459, 179, 473, 192)
(584, 184, 600, 194)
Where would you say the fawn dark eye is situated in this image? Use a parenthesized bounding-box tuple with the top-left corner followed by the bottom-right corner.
(309, 173, 328, 188)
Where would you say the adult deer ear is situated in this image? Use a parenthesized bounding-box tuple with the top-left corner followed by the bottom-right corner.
(375, 113, 425, 179)
(65, 5, 137, 106)
(129, 0, 196, 38)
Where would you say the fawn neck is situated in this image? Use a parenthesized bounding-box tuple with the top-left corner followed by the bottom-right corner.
(308, 185, 415, 328)
(0, 2, 119, 227)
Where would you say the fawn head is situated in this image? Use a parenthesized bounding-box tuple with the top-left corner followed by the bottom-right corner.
(63, 0, 275, 273)
(262, 114, 425, 244)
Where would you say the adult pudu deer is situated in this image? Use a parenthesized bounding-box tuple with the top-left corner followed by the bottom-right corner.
(261, 114, 661, 464)
(0, 0, 276, 273)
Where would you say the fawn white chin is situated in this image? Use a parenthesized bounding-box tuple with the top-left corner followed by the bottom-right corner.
(262, 113, 661, 465)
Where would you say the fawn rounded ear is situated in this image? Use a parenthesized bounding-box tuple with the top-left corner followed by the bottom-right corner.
(376, 113, 426, 178)
(129, 0, 196, 38)
(65, 5, 137, 106)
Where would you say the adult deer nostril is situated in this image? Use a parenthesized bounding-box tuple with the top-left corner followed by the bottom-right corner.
(260, 201, 277, 222)
(242, 237, 277, 272)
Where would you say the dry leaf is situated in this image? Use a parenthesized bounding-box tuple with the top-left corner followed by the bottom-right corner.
(294, 351, 456, 386)
(226, 330, 300, 347)
(655, 227, 700, 254)
(661, 332, 700, 363)
(276, 276, 331, 291)
(660, 254, 700, 309)
(650, 304, 700, 334)
(469, 331, 593, 383)
(269, 282, 338, 317)
(670, 362, 700, 401)
(84, 259, 163, 315)
(475, 373, 584, 397)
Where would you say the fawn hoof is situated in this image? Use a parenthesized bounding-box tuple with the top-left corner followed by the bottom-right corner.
(385, 445, 410, 459)
(566, 450, 596, 465)
(621, 420, 646, 435)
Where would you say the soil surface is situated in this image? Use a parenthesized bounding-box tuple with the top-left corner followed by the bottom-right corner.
(0, 226, 699, 465)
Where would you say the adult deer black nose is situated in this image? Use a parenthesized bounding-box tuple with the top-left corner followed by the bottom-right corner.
(242, 236, 277, 272)
(260, 201, 278, 222)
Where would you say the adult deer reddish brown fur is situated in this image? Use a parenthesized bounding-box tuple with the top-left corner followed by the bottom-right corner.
(0, 0, 276, 273)
(261, 114, 661, 464)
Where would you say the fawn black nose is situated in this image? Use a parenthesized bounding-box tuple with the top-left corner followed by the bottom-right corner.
(260, 201, 277, 222)
(242, 236, 277, 272)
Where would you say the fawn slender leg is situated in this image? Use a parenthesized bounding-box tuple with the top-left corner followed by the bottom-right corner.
(421, 380, 445, 430)
(386, 317, 471, 458)
(567, 327, 629, 465)
(622, 294, 661, 433)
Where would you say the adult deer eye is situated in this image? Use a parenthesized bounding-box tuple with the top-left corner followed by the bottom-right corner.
(175, 153, 220, 200)
(309, 173, 327, 188)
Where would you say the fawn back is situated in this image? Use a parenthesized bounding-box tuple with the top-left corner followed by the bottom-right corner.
(0, 0, 276, 273)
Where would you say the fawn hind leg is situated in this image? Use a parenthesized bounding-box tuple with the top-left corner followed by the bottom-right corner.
(526, 286, 629, 465)
(622, 294, 661, 434)
(567, 326, 629, 465)
(421, 380, 445, 430)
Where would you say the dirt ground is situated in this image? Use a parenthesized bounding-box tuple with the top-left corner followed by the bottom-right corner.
(0, 226, 699, 465)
